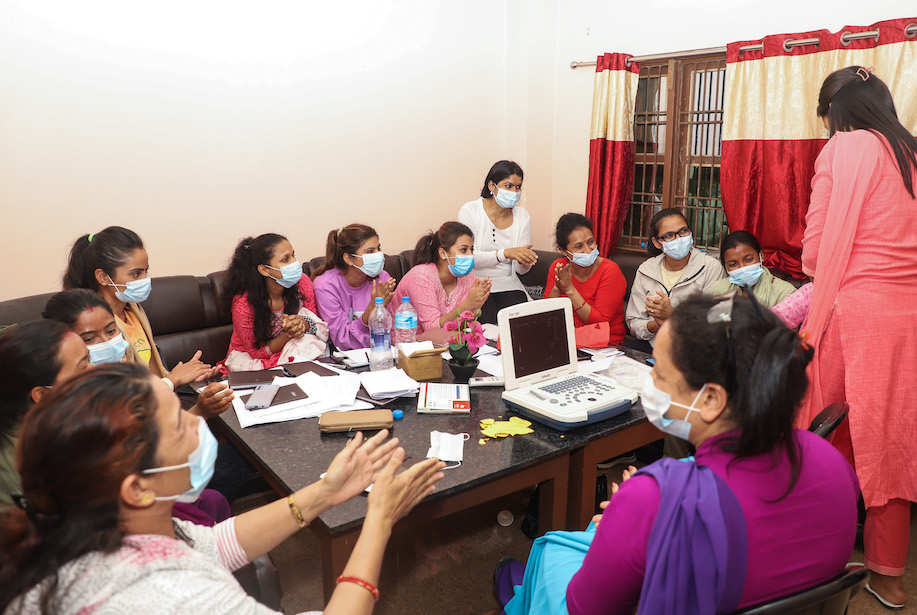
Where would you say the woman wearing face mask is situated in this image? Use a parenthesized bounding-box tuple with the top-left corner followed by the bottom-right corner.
(0, 320, 90, 504)
(801, 66, 917, 608)
(543, 213, 626, 346)
(312, 224, 396, 351)
(705, 231, 795, 308)
(0, 363, 446, 614)
(64, 228, 232, 421)
(495, 294, 859, 615)
(221, 233, 328, 371)
(42, 289, 130, 365)
(458, 161, 538, 324)
(63, 227, 223, 402)
(392, 222, 491, 345)
(625, 208, 725, 347)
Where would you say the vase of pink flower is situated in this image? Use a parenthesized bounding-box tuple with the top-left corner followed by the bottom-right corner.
(445, 310, 485, 383)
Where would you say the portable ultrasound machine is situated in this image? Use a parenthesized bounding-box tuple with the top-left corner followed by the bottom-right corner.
(498, 297, 638, 431)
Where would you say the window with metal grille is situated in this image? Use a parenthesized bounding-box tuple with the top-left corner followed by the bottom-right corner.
(619, 55, 727, 253)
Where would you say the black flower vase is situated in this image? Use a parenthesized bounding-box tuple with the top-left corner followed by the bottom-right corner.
(448, 358, 479, 383)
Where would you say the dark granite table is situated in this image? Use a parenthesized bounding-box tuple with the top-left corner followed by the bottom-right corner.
(215, 347, 660, 600)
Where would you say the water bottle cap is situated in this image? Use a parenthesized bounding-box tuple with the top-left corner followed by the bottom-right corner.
(375, 297, 384, 305)
(392, 409, 403, 420)
(401, 296, 410, 303)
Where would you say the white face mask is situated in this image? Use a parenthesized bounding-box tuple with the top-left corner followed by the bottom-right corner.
(87, 335, 130, 365)
(351, 251, 385, 278)
(494, 188, 521, 209)
(639, 371, 707, 442)
(660, 233, 693, 260)
(426, 431, 469, 468)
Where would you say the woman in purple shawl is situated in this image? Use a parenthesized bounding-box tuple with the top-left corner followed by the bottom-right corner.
(499, 293, 859, 614)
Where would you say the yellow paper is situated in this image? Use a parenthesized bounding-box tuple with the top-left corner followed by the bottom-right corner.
(479, 416, 533, 438)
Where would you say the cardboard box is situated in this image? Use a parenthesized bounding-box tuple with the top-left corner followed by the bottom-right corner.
(398, 347, 446, 381)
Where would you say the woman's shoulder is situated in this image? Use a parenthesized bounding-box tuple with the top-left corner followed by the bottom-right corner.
(707, 277, 735, 294)
(460, 198, 484, 212)
(404, 262, 437, 282)
(312, 267, 343, 290)
(636, 253, 664, 272)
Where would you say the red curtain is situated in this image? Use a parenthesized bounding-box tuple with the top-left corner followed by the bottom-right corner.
(721, 18, 917, 277)
(585, 53, 641, 255)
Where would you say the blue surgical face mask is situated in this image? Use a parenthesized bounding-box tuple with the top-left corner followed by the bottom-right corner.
(143, 416, 218, 503)
(640, 371, 707, 442)
(87, 335, 129, 365)
(352, 251, 385, 278)
(567, 247, 599, 268)
(494, 188, 521, 209)
(445, 254, 474, 277)
(265, 261, 303, 289)
(107, 275, 152, 303)
(728, 261, 765, 289)
(661, 233, 693, 260)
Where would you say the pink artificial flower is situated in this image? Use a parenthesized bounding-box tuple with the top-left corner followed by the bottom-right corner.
(459, 310, 475, 322)
(444, 320, 459, 332)
(467, 333, 485, 354)
(472, 321, 484, 335)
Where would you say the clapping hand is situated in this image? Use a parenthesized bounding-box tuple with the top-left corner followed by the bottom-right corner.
(367, 449, 446, 526)
(370, 278, 397, 308)
(319, 430, 400, 506)
(554, 262, 574, 294)
(465, 278, 492, 311)
(169, 350, 213, 387)
(505, 244, 538, 266)
(645, 291, 672, 322)
(192, 382, 235, 419)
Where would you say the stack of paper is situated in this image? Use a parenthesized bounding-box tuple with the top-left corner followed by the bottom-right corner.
(231, 370, 372, 428)
(359, 368, 420, 399)
(333, 347, 398, 368)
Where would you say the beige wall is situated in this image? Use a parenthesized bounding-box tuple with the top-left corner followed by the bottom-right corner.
(0, 0, 911, 300)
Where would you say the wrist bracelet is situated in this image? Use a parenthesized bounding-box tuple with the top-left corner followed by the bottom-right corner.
(337, 575, 380, 601)
(161, 377, 175, 392)
(574, 301, 587, 311)
(287, 494, 308, 528)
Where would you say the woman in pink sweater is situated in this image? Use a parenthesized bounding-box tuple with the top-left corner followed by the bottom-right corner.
(801, 66, 917, 608)
(392, 222, 491, 344)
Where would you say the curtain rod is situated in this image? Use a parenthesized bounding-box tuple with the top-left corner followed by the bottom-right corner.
(569, 23, 917, 69)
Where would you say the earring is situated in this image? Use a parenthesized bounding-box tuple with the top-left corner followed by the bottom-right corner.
(141, 492, 154, 506)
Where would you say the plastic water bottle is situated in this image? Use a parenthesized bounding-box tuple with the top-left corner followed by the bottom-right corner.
(368, 297, 393, 371)
(393, 296, 418, 347)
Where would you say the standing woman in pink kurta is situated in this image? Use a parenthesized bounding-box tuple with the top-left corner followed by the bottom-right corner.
(802, 66, 917, 609)
(392, 222, 492, 345)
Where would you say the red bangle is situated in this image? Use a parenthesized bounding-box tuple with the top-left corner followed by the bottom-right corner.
(336, 575, 380, 601)
(574, 301, 587, 310)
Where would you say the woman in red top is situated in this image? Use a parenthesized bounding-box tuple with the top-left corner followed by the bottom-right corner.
(220, 233, 328, 371)
(544, 213, 627, 346)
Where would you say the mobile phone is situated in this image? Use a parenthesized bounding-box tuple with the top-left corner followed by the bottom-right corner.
(245, 384, 279, 410)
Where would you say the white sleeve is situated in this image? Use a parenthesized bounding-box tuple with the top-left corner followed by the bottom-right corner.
(512, 208, 534, 276)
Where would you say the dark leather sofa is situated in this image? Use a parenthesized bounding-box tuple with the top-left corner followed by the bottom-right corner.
(0, 249, 652, 368)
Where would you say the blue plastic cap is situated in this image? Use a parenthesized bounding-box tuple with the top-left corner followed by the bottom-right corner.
(392, 409, 403, 420)
(401, 296, 410, 303)
(375, 297, 384, 304)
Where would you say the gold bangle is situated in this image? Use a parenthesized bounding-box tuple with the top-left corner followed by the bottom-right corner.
(288, 494, 308, 528)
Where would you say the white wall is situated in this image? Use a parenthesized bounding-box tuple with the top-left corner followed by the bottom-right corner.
(0, 0, 913, 300)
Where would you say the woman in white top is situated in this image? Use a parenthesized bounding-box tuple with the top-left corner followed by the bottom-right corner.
(458, 160, 538, 323)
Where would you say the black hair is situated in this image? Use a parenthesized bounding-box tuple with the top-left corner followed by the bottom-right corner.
(480, 160, 524, 198)
(42, 289, 114, 327)
(667, 293, 812, 498)
(0, 363, 159, 614)
(818, 66, 917, 197)
(220, 234, 304, 349)
(719, 230, 762, 268)
(553, 212, 594, 251)
(646, 208, 689, 256)
(0, 320, 70, 433)
(312, 224, 378, 278)
(63, 227, 145, 291)
(412, 222, 474, 266)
